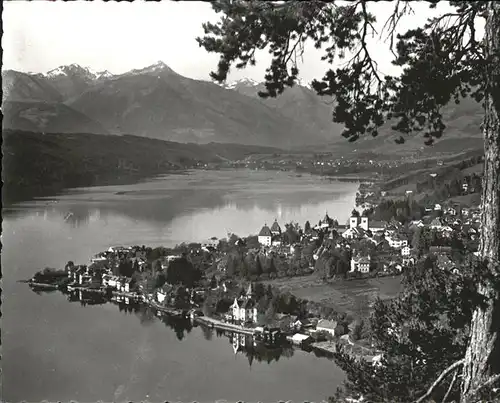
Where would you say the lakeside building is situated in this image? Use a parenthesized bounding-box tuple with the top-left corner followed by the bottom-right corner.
(230, 284, 258, 324)
(316, 319, 338, 336)
(258, 224, 272, 246)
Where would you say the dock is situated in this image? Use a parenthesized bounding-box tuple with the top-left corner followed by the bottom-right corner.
(28, 282, 60, 290)
(112, 290, 142, 300)
(148, 300, 185, 316)
(194, 316, 256, 335)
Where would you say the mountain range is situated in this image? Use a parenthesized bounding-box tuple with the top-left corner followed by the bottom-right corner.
(2, 60, 485, 152)
(2, 61, 343, 148)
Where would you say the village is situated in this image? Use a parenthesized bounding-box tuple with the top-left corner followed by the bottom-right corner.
(27, 188, 482, 365)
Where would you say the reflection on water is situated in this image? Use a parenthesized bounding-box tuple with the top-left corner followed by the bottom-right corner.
(3, 170, 357, 247)
(47, 287, 306, 366)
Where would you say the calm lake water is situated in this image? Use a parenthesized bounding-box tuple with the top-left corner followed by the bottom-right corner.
(2, 169, 358, 403)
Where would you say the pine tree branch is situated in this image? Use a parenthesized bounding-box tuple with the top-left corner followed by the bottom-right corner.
(414, 359, 465, 403)
(359, 1, 382, 84)
(381, 0, 414, 56)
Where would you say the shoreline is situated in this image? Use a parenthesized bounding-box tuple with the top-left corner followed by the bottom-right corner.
(28, 282, 379, 362)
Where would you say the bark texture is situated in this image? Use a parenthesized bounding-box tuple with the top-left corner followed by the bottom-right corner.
(460, 2, 500, 401)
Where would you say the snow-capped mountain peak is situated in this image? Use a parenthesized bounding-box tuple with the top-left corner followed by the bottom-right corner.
(127, 61, 177, 76)
(46, 66, 68, 78)
(213, 76, 313, 91)
(227, 77, 260, 89)
(96, 70, 113, 79)
(45, 64, 114, 81)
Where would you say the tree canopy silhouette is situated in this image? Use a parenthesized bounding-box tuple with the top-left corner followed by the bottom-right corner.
(198, 1, 500, 402)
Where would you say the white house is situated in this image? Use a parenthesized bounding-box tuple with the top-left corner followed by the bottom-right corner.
(156, 289, 167, 303)
(102, 274, 120, 288)
(258, 224, 272, 246)
(430, 218, 446, 230)
(401, 246, 411, 256)
(350, 255, 371, 273)
(230, 284, 258, 324)
(78, 273, 92, 285)
(410, 220, 425, 228)
(117, 278, 132, 293)
(271, 237, 282, 247)
(387, 235, 408, 249)
(342, 227, 358, 239)
(68, 265, 87, 282)
(316, 319, 338, 336)
(369, 220, 387, 233)
(291, 333, 313, 346)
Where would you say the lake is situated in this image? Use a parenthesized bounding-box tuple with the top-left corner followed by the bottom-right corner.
(2, 169, 358, 403)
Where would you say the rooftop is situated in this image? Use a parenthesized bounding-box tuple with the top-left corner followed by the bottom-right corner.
(270, 220, 281, 232)
(258, 224, 272, 237)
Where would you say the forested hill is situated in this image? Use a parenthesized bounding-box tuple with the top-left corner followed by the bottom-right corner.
(2, 130, 282, 205)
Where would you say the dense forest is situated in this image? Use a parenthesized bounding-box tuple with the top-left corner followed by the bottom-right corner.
(2, 130, 280, 205)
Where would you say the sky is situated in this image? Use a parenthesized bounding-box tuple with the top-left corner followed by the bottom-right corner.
(2, 1, 483, 83)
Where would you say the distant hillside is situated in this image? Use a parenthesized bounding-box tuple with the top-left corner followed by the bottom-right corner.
(3, 62, 333, 149)
(2, 101, 109, 134)
(224, 78, 344, 143)
(222, 77, 484, 157)
(352, 96, 483, 157)
(2, 70, 63, 103)
(295, 96, 484, 158)
(66, 62, 325, 148)
(2, 129, 282, 205)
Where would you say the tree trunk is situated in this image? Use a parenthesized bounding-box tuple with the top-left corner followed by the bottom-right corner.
(460, 2, 500, 401)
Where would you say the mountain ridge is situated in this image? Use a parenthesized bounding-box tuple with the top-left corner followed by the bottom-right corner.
(3, 61, 339, 148)
(2, 61, 485, 153)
